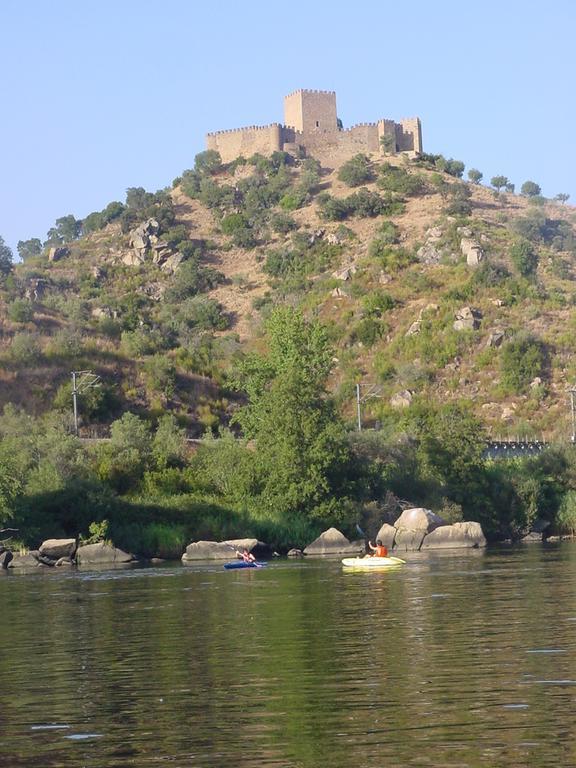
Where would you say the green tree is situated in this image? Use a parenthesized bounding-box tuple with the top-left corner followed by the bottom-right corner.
(152, 415, 188, 469)
(467, 168, 483, 184)
(510, 239, 538, 278)
(554, 193, 570, 205)
(521, 180, 542, 197)
(194, 150, 222, 175)
(46, 215, 82, 244)
(491, 175, 509, 192)
(17, 238, 42, 261)
(0, 236, 13, 276)
(232, 307, 351, 520)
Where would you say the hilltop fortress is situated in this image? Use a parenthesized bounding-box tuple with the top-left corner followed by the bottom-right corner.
(206, 89, 422, 163)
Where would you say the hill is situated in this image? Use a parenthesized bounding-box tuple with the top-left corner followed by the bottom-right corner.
(2, 147, 576, 555)
(2, 149, 575, 440)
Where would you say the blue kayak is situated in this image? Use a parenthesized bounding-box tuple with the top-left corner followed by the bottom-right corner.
(224, 561, 266, 570)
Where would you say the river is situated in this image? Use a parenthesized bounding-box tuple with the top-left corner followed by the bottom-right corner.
(1, 544, 576, 767)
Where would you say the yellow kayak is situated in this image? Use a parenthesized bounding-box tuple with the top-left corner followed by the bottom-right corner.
(342, 556, 405, 568)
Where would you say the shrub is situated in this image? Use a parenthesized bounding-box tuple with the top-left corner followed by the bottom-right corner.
(164, 258, 224, 302)
(178, 297, 229, 331)
(556, 491, 576, 534)
(337, 154, 374, 186)
(362, 290, 396, 317)
(317, 194, 352, 221)
(270, 212, 297, 234)
(8, 299, 33, 323)
(368, 242, 415, 272)
(10, 332, 41, 363)
(377, 221, 399, 244)
(510, 239, 538, 278)
(501, 333, 545, 394)
(378, 164, 425, 196)
(144, 355, 176, 399)
(279, 189, 308, 211)
(350, 317, 384, 347)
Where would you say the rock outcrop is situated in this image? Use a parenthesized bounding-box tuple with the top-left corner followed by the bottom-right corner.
(48, 246, 69, 262)
(303, 527, 363, 556)
(76, 542, 134, 565)
(420, 521, 486, 550)
(0, 549, 13, 569)
(453, 306, 482, 332)
(460, 237, 484, 267)
(390, 389, 414, 409)
(181, 538, 267, 561)
(7, 553, 40, 569)
(394, 508, 446, 533)
(39, 538, 77, 560)
(374, 523, 397, 550)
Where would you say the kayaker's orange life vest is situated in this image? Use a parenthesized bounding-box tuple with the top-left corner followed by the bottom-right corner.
(376, 545, 388, 557)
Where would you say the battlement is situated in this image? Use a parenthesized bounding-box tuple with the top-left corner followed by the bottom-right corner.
(207, 123, 282, 137)
(285, 88, 337, 98)
(205, 90, 422, 163)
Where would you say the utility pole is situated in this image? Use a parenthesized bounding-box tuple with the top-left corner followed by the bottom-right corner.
(355, 382, 383, 432)
(570, 388, 576, 444)
(71, 370, 101, 436)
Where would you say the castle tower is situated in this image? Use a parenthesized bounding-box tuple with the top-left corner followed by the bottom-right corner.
(284, 89, 338, 133)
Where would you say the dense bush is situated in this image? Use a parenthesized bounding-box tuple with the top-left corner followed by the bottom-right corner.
(377, 164, 425, 196)
(500, 333, 546, 393)
(7, 299, 33, 323)
(510, 239, 538, 278)
(337, 154, 374, 187)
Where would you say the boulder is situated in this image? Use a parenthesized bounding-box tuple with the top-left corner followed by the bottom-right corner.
(520, 531, 543, 543)
(39, 538, 77, 560)
(331, 287, 346, 298)
(76, 543, 134, 565)
(390, 389, 413, 409)
(55, 557, 74, 567)
(405, 320, 421, 337)
(374, 523, 396, 551)
(160, 253, 184, 273)
(8, 553, 40, 569)
(332, 265, 357, 281)
(453, 306, 482, 332)
(394, 508, 446, 533)
(420, 521, 486, 550)
(460, 237, 484, 267)
(122, 251, 145, 266)
(182, 538, 264, 561)
(394, 528, 426, 552)
(303, 527, 362, 556)
(486, 330, 505, 348)
(325, 232, 342, 246)
(287, 548, 304, 557)
(0, 550, 13, 569)
(48, 246, 69, 262)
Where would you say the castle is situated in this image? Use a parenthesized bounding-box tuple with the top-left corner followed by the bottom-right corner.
(206, 89, 422, 163)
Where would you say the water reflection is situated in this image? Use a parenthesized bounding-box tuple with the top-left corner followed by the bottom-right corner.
(1, 546, 576, 766)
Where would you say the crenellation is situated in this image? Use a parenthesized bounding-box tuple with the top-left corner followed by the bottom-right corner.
(205, 90, 422, 163)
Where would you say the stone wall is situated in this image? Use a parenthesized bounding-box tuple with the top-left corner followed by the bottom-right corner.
(206, 123, 283, 163)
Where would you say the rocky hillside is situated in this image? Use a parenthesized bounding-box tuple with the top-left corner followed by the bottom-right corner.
(1, 150, 575, 439)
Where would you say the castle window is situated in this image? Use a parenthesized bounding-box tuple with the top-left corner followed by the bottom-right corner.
(315, 121, 319, 127)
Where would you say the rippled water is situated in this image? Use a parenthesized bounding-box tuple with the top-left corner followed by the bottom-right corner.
(2, 544, 576, 767)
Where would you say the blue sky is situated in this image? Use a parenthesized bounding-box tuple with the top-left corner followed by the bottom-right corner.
(1, 0, 574, 254)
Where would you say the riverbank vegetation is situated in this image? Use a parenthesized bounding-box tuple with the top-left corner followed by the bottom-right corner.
(1, 307, 576, 556)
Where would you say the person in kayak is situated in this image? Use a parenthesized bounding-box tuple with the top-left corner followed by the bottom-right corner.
(368, 540, 388, 557)
(237, 548, 256, 563)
